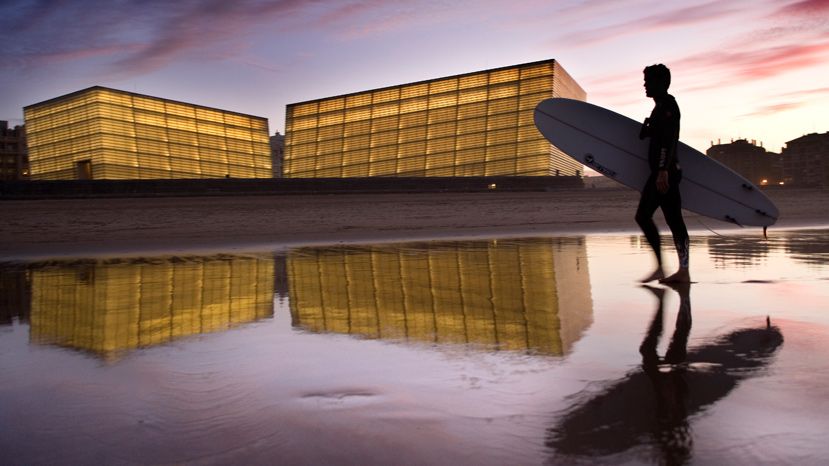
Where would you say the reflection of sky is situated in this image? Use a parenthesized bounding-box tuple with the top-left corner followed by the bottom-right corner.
(586, 230, 829, 327)
(2, 0, 828, 152)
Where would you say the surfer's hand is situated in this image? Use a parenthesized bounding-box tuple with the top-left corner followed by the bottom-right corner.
(656, 170, 669, 193)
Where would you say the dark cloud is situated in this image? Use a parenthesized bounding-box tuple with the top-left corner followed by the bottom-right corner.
(111, 0, 313, 74)
(0, 0, 401, 76)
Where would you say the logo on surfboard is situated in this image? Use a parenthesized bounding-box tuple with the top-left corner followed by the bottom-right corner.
(583, 153, 617, 177)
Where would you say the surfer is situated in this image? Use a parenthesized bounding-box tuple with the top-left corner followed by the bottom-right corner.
(636, 64, 690, 283)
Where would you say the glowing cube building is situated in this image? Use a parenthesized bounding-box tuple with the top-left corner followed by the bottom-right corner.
(24, 86, 271, 180)
(284, 59, 586, 178)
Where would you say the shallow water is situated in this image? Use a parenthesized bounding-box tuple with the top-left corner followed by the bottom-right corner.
(1, 230, 828, 465)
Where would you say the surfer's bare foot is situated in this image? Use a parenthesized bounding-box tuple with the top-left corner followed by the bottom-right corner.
(659, 268, 690, 284)
(639, 268, 665, 283)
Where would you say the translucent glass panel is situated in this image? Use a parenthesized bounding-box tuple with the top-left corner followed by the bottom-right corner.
(284, 60, 586, 178)
(29, 257, 274, 358)
(25, 87, 271, 180)
(287, 239, 591, 354)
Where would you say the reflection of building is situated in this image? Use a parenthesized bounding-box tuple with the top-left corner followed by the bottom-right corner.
(270, 131, 285, 177)
(287, 239, 593, 355)
(707, 232, 829, 269)
(782, 230, 829, 266)
(0, 120, 28, 180)
(284, 59, 586, 178)
(23, 86, 271, 180)
(705, 236, 771, 269)
(706, 139, 780, 186)
(781, 132, 829, 187)
(29, 256, 275, 359)
(273, 254, 289, 299)
(0, 268, 30, 325)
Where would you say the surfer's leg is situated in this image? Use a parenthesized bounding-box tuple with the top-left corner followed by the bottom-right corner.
(636, 179, 664, 281)
(639, 285, 665, 366)
(660, 172, 691, 283)
(664, 282, 692, 364)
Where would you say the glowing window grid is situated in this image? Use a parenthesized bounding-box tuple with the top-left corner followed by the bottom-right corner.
(284, 59, 586, 178)
(24, 87, 272, 180)
(30, 257, 275, 358)
(286, 239, 592, 354)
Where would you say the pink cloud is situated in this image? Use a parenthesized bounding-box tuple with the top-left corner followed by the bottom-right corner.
(739, 85, 829, 118)
(676, 39, 829, 85)
(774, 0, 829, 16)
(557, 1, 746, 47)
(779, 86, 829, 98)
(741, 101, 804, 118)
(732, 41, 829, 79)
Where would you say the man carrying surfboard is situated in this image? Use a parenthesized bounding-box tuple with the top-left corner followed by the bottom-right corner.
(636, 64, 690, 283)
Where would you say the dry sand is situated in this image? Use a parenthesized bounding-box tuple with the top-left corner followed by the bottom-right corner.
(2, 187, 827, 260)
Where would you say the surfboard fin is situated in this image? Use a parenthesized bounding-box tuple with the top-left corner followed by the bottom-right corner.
(724, 215, 743, 227)
(763, 226, 768, 240)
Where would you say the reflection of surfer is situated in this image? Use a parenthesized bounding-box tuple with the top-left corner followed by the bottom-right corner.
(547, 283, 783, 462)
(637, 64, 690, 283)
(640, 283, 693, 464)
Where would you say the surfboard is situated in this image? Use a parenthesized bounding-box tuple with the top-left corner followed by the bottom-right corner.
(534, 98, 779, 227)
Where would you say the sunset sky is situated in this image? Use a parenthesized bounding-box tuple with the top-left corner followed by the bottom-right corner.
(1, 0, 827, 153)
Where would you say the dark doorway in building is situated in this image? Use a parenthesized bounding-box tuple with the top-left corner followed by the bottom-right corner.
(76, 160, 92, 180)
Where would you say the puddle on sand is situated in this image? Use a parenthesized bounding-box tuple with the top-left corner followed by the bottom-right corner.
(1, 231, 828, 464)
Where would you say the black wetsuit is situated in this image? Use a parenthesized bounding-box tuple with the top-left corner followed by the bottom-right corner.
(636, 94, 689, 269)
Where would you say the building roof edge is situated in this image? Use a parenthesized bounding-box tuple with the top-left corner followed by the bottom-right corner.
(24, 85, 268, 121)
(286, 58, 562, 107)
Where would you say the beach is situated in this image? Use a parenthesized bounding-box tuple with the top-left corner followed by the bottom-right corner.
(1, 186, 827, 260)
(3, 187, 829, 465)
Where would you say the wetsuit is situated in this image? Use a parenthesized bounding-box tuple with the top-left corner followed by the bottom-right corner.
(636, 94, 689, 269)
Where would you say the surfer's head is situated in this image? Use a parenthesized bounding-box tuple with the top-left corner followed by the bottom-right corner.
(644, 64, 671, 97)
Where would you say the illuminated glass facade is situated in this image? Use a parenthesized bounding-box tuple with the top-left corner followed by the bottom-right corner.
(29, 256, 275, 359)
(24, 87, 271, 180)
(287, 239, 593, 355)
(284, 59, 586, 178)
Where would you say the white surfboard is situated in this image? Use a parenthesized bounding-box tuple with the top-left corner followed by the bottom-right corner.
(534, 98, 778, 227)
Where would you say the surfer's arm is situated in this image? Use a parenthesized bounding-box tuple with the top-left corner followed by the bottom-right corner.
(656, 109, 680, 170)
(639, 118, 650, 140)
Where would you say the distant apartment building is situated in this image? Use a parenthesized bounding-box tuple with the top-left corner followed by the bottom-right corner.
(284, 59, 586, 178)
(0, 121, 29, 180)
(781, 131, 829, 188)
(706, 138, 781, 186)
(270, 131, 285, 177)
(24, 87, 271, 180)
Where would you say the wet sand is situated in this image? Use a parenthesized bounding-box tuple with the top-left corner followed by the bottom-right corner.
(1, 187, 827, 260)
